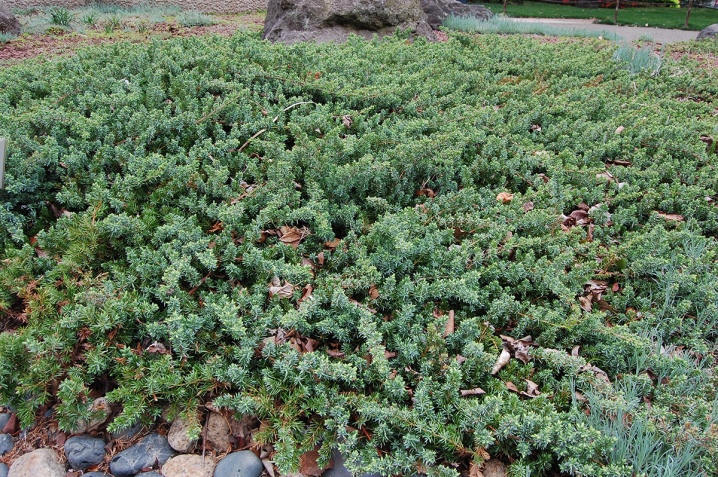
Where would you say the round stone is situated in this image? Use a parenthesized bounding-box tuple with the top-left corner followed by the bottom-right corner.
(162, 454, 216, 477)
(0, 463, 8, 477)
(7, 448, 65, 477)
(213, 450, 263, 477)
(109, 433, 176, 477)
(81, 473, 111, 477)
(65, 435, 106, 470)
(0, 434, 14, 455)
(167, 415, 199, 453)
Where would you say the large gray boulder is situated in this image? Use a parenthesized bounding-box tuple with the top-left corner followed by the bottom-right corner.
(697, 24, 718, 41)
(0, 4, 21, 36)
(421, 0, 492, 29)
(263, 0, 436, 43)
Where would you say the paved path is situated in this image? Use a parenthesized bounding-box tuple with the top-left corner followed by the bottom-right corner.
(512, 17, 698, 43)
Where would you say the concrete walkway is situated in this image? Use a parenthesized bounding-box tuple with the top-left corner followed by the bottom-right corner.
(512, 17, 698, 43)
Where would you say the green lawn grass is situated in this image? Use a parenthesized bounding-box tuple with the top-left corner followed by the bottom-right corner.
(482, 1, 718, 30)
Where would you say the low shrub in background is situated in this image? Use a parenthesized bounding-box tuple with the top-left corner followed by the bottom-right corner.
(0, 31, 717, 476)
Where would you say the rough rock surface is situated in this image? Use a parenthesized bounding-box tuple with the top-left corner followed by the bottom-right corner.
(0, 3, 21, 35)
(697, 24, 718, 40)
(82, 473, 111, 477)
(168, 415, 199, 453)
(263, 0, 436, 43)
(213, 450, 263, 477)
(162, 454, 216, 477)
(109, 433, 176, 477)
(482, 458, 507, 477)
(0, 463, 7, 477)
(420, 0, 492, 29)
(206, 412, 231, 452)
(0, 413, 10, 430)
(64, 435, 106, 470)
(7, 449, 65, 477)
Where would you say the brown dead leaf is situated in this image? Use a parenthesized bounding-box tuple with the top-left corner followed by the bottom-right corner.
(490, 347, 511, 375)
(317, 252, 325, 266)
(578, 363, 610, 382)
(499, 335, 535, 364)
(579, 296, 593, 312)
(207, 221, 224, 233)
(268, 278, 296, 299)
(460, 387, 486, 397)
(571, 345, 581, 357)
(145, 342, 170, 355)
(496, 192, 514, 204)
(278, 226, 309, 249)
(327, 349, 345, 358)
(537, 173, 550, 183)
(299, 448, 333, 477)
(298, 284, 313, 305)
(384, 350, 397, 359)
(456, 354, 467, 364)
(416, 188, 437, 198)
(505, 381, 519, 392)
(444, 310, 455, 337)
(342, 115, 353, 129)
(324, 238, 341, 250)
(521, 379, 541, 398)
(522, 201, 534, 213)
(368, 285, 380, 300)
(606, 158, 632, 166)
(612, 282, 620, 293)
(469, 461, 484, 477)
(655, 212, 684, 222)
(262, 460, 275, 477)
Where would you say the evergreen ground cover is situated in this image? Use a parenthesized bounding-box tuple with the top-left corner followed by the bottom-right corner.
(1, 31, 717, 476)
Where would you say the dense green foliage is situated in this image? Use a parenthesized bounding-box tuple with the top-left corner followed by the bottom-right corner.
(1, 32, 717, 476)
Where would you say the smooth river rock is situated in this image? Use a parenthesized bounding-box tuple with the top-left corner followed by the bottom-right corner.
(213, 450, 263, 477)
(0, 434, 13, 455)
(0, 463, 7, 477)
(8, 448, 65, 477)
(65, 435, 106, 470)
(109, 433, 176, 477)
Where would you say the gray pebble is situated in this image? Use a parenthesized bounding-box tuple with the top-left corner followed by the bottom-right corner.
(213, 450, 263, 477)
(65, 435, 106, 470)
(111, 419, 144, 441)
(0, 462, 7, 477)
(0, 433, 13, 455)
(82, 473, 113, 477)
(137, 473, 163, 477)
(109, 433, 175, 477)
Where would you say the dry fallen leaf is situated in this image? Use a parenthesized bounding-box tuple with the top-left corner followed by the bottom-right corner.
(522, 379, 541, 398)
(496, 192, 514, 204)
(278, 225, 309, 249)
(505, 381, 519, 392)
(268, 278, 296, 299)
(655, 212, 684, 222)
(298, 448, 333, 477)
(579, 296, 593, 312)
(460, 387, 486, 397)
(342, 115, 353, 129)
(416, 187, 437, 198)
(615, 125, 625, 134)
(298, 284, 313, 305)
(522, 201, 534, 213)
(490, 346, 511, 375)
(368, 285, 380, 300)
(469, 461, 484, 477)
(444, 310, 455, 337)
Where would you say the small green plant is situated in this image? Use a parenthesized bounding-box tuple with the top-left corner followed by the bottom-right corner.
(103, 15, 122, 33)
(613, 43, 662, 75)
(48, 7, 72, 27)
(82, 12, 98, 27)
(443, 15, 619, 40)
(176, 10, 216, 28)
(136, 19, 150, 33)
(0, 32, 17, 44)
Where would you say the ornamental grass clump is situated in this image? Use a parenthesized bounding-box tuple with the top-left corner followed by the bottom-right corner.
(1, 31, 717, 476)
